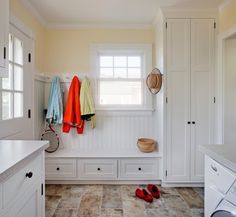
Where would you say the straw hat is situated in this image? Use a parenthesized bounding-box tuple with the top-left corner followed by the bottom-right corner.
(146, 68, 162, 94)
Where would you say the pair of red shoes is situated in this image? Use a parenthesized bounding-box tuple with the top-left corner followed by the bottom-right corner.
(135, 184, 160, 203)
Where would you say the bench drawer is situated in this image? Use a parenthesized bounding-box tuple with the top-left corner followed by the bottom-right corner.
(46, 159, 77, 179)
(77, 159, 117, 180)
(119, 158, 159, 179)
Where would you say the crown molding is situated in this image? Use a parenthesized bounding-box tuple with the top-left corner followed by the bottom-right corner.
(219, 0, 233, 13)
(46, 23, 154, 30)
(20, 0, 47, 27)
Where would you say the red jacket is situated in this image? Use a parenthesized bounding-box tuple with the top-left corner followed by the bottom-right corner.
(63, 76, 84, 134)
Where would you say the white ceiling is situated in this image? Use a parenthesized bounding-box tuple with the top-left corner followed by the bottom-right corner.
(22, 0, 224, 27)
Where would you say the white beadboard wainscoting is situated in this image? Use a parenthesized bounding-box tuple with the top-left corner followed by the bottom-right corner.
(34, 75, 160, 154)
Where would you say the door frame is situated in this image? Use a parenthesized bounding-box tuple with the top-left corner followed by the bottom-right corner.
(0, 15, 35, 139)
(217, 24, 236, 144)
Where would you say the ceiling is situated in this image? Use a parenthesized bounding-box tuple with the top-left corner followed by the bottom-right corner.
(22, 0, 224, 27)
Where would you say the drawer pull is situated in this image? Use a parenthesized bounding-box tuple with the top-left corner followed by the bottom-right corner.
(25, 172, 33, 178)
(211, 165, 218, 172)
(97, 168, 101, 171)
(138, 168, 142, 171)
(56, 167, 60, 171)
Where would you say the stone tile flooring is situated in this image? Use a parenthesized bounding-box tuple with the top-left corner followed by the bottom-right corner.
(45, 184, 204, 217)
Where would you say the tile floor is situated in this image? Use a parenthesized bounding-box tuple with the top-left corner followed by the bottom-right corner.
(45, 184, 204, 217)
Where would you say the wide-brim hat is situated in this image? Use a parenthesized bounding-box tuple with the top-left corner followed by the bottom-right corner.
(146, 68, 162, 94)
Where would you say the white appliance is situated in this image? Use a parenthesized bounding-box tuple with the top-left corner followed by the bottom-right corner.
(211, 181, 236, 217)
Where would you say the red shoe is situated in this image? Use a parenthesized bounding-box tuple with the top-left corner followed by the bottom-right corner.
(135, 188, 153, 203)
(147, 184, 160, 199)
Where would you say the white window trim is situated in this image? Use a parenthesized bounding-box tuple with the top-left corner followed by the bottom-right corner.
(90, 44, 153, 114)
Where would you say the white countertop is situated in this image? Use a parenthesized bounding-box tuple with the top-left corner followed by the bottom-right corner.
(0, 140, 49, 176)
(200, 144, 236, 173)
(45, 148, 162, 158)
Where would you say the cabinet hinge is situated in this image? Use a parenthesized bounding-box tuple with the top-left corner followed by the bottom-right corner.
(165, 170, 168, 177)
(214, 22, 216, 29)
(28, 109, 31, 119)
(41, 183, 44, 196)
(166, 97, 168, 103)
(214, 97, 216, 103)
(166, 22, 167, 29)
(28, 53, 31, 63)
(3, 47, 6, 59)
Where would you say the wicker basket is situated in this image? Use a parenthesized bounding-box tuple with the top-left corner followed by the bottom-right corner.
(137, 138, 157, 153)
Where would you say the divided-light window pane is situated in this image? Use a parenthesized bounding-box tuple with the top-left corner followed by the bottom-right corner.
(14, 37, 23, 65)
(2, 92, 13, 120)
(2, 64, 13, 90)
(100, 56, 113, 67)
(14, 93, 23, 118)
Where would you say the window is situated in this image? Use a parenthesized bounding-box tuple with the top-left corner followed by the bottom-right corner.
(92, 44, 152, 110)
(0, 34, 24, 120)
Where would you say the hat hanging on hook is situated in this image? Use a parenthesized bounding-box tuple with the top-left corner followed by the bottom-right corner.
(146, 68, 162, 94)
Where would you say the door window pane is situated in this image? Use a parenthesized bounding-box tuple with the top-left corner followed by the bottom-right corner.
(2, 92, 13, 120)
(2, 64, 13, 90)
(9, 34, 13, 62)
(14, 65, 23, 91)
(14, 37, 23, 65)
(14, 93, 23, 118)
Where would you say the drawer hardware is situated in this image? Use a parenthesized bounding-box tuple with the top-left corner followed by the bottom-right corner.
(56, 167, 60, 171)
(97, 168, 101, 171)
(211, 165, 217, 172)
(138, 168, 142, 171)
(187, 121, 191, 124)
(192, 121, 196, 124)
(25, 172, 33, 178)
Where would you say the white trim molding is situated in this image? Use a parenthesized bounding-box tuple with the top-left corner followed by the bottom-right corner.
(219, 0, 233, 13)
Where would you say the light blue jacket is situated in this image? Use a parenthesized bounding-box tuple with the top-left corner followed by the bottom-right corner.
(46, 76, 63, 125)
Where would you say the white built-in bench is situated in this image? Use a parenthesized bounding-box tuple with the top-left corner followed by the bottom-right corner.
(45, 148, 162, 184)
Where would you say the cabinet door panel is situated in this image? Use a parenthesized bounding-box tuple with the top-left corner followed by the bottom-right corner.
(190, 19, 215, 181)
(166, 19, 191, 181)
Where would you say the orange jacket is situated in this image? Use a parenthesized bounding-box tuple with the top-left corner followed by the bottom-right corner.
(63, 76, 84, 134)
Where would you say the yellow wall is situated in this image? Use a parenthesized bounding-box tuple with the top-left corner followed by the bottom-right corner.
(219, 1, 236, 33)
(44, 28, 154, 74)
(10, 1, 154, 74)
(10, 0, 45, 72)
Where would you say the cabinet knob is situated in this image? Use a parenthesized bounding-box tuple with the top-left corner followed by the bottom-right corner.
(97, 168, 101, 171)
(187, 121, 191, 124)
(25, 172, 33, 178)
(192, 121, 196, 124)
(56, 167, 60, 171)
(138, 168, 142, 171)
(211, 165, 217, 172)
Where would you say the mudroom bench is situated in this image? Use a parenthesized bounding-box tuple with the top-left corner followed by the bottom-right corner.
(45, 149, 162, 184)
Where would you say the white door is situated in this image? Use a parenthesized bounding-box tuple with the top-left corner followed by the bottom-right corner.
(0, 25, 33, 139)
(190, 19, 215, 181)
(166, 19, 191, 181)
(0, 0, 8, 73)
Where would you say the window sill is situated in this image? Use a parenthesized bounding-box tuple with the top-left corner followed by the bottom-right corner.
(95, 108, 155, 116)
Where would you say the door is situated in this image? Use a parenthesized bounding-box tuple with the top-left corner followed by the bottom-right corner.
(0, 25, 33, 139)
(166, 19, 191, 181)
(0, 0, 8, 76)
(190, 19, 215, 181)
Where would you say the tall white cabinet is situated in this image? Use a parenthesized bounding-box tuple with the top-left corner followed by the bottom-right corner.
(165, 18, 215, 183)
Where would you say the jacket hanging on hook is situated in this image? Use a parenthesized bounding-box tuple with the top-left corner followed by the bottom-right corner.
(63, 76, 84, 134)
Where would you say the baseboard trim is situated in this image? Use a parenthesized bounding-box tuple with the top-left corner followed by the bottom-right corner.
(161, 182, 204, 187)
(46, 180, 162, 185)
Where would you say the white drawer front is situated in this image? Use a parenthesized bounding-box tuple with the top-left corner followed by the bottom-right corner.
(3, 155, 42, 208)
(46, 159, 77, 179)
(119, 158, 159, 179)
(77, 159, 117, 180)
(205, 156, 236, 194)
